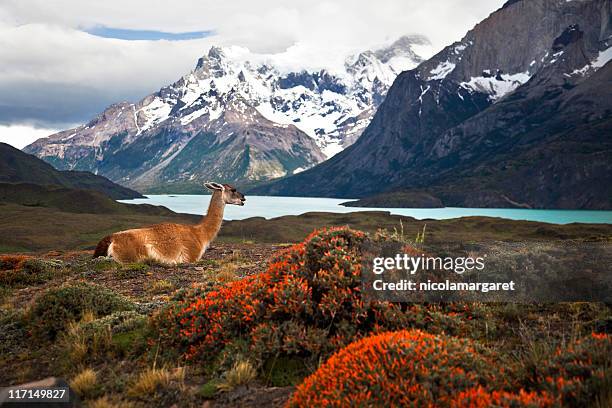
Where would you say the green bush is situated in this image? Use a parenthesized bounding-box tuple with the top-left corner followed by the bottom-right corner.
(67, 310, 148, 360)
(22, 258, 63, 274)
(0, 258, 63, 286)
(87, 257, 119, 272)
(0, 308, 28, 355)
(28, 282, 135, 339)
(79, 310, 146, 336)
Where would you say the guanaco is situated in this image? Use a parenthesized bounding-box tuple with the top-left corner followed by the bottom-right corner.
(93, 182, 245, 264)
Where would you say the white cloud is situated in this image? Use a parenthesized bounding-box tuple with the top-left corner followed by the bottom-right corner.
(0, 0, 506, 129)
(0, 124, 59, 149)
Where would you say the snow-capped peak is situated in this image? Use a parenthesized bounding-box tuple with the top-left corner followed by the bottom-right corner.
(130, 35, 428, 158)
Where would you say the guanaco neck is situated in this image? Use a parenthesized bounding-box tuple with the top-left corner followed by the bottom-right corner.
(197, 191, 225, 240)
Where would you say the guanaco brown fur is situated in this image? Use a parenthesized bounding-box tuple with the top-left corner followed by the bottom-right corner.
(93, 182, 245, 264)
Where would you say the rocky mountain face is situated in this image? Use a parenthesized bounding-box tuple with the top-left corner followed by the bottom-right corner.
(0, 142, 142, 199)
(254, 0, 612, 209)
(24, 36, 427, 193)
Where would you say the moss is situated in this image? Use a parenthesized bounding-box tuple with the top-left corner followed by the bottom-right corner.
(198, 380, 221, 399)
(28, 283, 135, 339)
(111, 327, 148, 357)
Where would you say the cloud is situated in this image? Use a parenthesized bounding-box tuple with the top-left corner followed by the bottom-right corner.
(0, 0, 506, 136)
(0, 124, 59, 149)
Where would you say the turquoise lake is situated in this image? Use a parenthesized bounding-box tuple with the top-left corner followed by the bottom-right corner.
(118, 195, 612, 225)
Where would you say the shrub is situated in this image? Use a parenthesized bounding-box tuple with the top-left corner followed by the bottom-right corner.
(0, 258, 63, 286)
(62, 311, 147, 362)
(288, 330, 503, 407)
(0, 308, 28, 355)
(0, 255, 29, 270)
(28, 282, 135, 339)
(157, 227, 410, 363)
(529, 332, 612, 406)
(77, 310, 145, 336)
(87, 257, 119, 272)
(450, 386, 556, 407)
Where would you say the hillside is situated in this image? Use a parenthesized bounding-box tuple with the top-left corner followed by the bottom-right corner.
(253, 0, 612, 209)
(1, 218, 610, 406)
(0, 183, 175, 216)
(23, 36, 428, 193)
(0, 143, 142, 200)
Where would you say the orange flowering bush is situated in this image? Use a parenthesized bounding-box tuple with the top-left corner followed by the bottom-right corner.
(157, 227, 410, 362)
(288, 330, 505, 407)
(530, 332, 612, 406)
(0, 255, 29, 270)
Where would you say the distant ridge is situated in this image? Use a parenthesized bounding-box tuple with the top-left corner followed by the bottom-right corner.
(0, 142, 143, 200)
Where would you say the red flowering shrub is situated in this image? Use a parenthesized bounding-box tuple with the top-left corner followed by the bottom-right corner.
(157, 227, 410, 362)
(288, 330, 504, 407)
(0, 255, 29, 270)
(531, 332, 612, 406)
(450, 386, 556, 408)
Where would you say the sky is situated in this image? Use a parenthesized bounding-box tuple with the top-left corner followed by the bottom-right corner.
(0, 0, 506, 149)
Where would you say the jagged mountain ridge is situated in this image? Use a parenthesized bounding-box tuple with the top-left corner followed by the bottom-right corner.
(24, 35, 429, 193)
(254, 0, 612, 209)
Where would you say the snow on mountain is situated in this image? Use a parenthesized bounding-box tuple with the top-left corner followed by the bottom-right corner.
(129, 35, 427, 158)
(25, 35, 429, 192)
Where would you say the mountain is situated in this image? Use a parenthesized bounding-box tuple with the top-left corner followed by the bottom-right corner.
(24, 36, 429, 193)
(0, 142, 142, 199)
(254, 0, 612, 210)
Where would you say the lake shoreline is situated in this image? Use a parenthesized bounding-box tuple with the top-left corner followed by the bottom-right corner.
(119, 194, 612, 225)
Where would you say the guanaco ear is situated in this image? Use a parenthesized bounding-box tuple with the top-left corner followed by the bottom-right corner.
(204, 182, 225, 191)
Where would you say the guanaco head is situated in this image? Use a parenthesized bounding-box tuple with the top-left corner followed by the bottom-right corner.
(204, 182, 246, 206)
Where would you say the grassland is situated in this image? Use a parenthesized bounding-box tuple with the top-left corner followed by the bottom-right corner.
(0, 203, 611, 407)
(2, 201, 611, 253)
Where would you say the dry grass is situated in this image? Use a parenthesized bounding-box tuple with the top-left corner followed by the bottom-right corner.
(88, 396, 135, 408)
(215, 263, 239, 283)
(147, 279, 175, 294)
(63, 312, 112, 364)
(128, 367, 186, 397)
(69, 368, 97, 398)
(217, 360, 257, 391)
(211, 250, 257, 284)
(80, 310, 97, 323)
